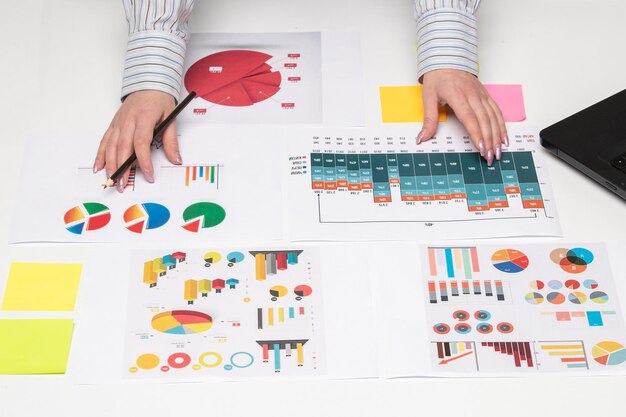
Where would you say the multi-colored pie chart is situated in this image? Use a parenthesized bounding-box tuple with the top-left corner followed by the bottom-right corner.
(525, 292, 544, 305)
(568, 291, 587, 304)
(546, 292, 566, 304)
(185, 50, 282, 107)
(590, 291, 609, 304)
(491, 249, 529, 273)
(182, 202, 226, 232)
(123, 203, 170, 233)
(64, 202, 111, 234)
(592, 341, 626, 366)
(151, 310, 213, 335)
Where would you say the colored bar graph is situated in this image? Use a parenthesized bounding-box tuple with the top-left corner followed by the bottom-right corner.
(184, 165, 219, 187)
(481, 341, 534, 368)
(257, 339, 309, 372)
(537, 341, 588, 370)
(427, 280, 509, 304)
(428, 247, 480, 279)
(249, 250, 304, 280)
(310, 151, 544, 211)
(257, 306, 307, 329)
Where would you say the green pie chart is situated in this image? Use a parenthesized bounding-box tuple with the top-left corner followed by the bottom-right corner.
(182, 202, 226, 232)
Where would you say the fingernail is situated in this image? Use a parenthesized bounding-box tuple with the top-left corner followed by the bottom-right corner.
(92, 160, 98, 173)
(487, 149, 494, 166)
(117, 178, 125, 193)
(478, 140, 485, 156)
(503, 133, 509, 147)
(176, 152, 183, 164)
(143, 169, 154, 183)
(417, 130, 424, 144)
(495, 145, 502, 161)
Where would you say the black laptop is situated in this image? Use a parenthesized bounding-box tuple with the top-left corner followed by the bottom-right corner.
(540, 88, 626, 200)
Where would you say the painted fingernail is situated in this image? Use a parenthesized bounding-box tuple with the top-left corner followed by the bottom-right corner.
(478, 140, 485, 156)
(92, 160, 98, 173)
(495, 145, 502, 161)
(143, 169, 154, 183)
(487, 149, 494, 166)
(503, 133, 509, 147)
(176, 152, 183, 164)
(417, 130, 424, 144)
(117, 177, 125, 193)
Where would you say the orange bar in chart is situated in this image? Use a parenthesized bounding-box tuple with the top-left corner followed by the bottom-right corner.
(255, 253, 266, 281)
(428, 248, 437, 276)
(505, 186, 521, 194)
(522, 199, 545, 209)
(470, 247, 480, 273)
(296, 342, 304, 366)
(324, 181, 337, 190)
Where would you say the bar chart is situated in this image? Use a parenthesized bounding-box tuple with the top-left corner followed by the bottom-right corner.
(428, 246, 480, 279)
(249, 250, 304, 281)
(427, 280, 509, 304)
(257, 339, 308, 372)
(310, 151, 545, 211)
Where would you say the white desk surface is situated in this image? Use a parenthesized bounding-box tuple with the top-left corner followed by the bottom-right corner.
(1, 1, 625, 416)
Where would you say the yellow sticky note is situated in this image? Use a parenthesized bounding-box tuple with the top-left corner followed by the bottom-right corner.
(0, 319, 74, 374)
(2, 263, 82, 311)
(379, 86, 446, 123)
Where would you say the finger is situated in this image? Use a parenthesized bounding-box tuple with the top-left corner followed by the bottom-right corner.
(116, 123, 136, 193)
(134, 121, 155, 183)
(95, 128, 112, 173)
(418, 86, 441, 143)
(105, 128, 120, 181)
(479, 97, 502, 165)
(467, 96, 494, 163)
(447, 97, 483, 153)
(161, 121, 182, 165)
(487, 97, 508, 150)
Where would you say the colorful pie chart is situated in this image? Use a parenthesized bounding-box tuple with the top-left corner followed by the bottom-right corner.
(491, 249, 529, 273)
(123, 203, 170, 233)
(64, 202, 111, 234)
(568, 291, 588, 304)
(546, 292, 566, 304)
(550, 247, 594, 274)
(182, 202, 226, 232)
(525, 292, 544, 305)
(590, 291, 609, 304)
(151, 310, 213, 335)
(185, 50, 282, 107)
(592, 341, 626, 366)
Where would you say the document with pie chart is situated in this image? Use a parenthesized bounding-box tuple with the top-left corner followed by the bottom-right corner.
(9, 127, 284, 243)
(179, 32, 363, 126)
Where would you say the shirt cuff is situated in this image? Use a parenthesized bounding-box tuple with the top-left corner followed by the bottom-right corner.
(121, 31, 187, 101)
(416, 8, 479, 82)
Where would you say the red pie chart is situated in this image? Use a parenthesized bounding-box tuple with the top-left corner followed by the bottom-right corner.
(185, 50, 282, 107)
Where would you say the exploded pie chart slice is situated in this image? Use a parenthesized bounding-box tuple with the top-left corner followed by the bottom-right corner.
(182, 202, 226, 232)
(123, 203, 170, 234)
(185, 50, 281, 107)
(151, 310, 213, 335)
(592, 341, 626, 366)
(64, 202, 111, 234)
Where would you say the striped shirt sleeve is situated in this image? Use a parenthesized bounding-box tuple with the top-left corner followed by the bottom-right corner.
(121, 0, 195, 101)
(414, 0, 480, 82)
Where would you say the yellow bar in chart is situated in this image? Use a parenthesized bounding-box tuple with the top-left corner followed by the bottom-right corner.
(143, 261, 157, 286)
(184, 279, 198, 304)
(255, 253, 266, 281)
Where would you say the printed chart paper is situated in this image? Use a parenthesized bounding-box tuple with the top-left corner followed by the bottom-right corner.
(286, 124, 561, 240)
(10, 127, 283, 243)
(375, 242, 626, 377)
(180, 32, 363, 126)
(73, 245, 377, 383)
(2, 263, 82, 311)
(0, 319, 74, 374)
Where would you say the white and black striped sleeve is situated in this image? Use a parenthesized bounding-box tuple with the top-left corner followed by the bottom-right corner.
(414, 0, 481, 81)
(121, 0, 195, 100)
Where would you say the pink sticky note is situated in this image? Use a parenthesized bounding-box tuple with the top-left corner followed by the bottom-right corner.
(484, 84, 526, 122)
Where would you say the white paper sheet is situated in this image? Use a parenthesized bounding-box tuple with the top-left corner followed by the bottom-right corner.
(10, 126, 283, 243)
(72, 244, 377, 383)
(375, 241, 626, 377)
(285, 123, 562, 240)
(179, 32, 364, 126)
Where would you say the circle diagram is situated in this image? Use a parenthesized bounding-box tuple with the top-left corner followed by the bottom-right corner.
(294, 285, 313, 300)
(592, 341, 626, 366)
(491, 249, 529, 273)
(568, 291, 588, 304)
(182, 202, 226, 232)
(550, 247, 594, 274)
(151, 310, 213, 335)
(64, 202, 111, 234)
(123, 202, 170, 233)
(590, 291, 609, 304)
(525, 292, 544, 305)
(546, 292, 566, 304)
(185, 50, 282, 107)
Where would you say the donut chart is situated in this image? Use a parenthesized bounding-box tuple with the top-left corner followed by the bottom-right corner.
(182, 202, 226, 232)
(491, 249, 529, 273)
(185, 50, 282, 107)
(151, 310, 213, 335)
(592, 341, 626, 366)
(123, 203, 170, 233)
(64, 202, 111, 234)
